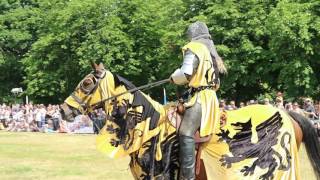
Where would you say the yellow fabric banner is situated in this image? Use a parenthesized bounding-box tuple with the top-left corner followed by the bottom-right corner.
(90, 71, 300, 179)
(203, 105, 300, 180)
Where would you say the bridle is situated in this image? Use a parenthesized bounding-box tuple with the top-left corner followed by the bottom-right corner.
(70, 70, 106, 114)
(65, 69, 170, 132)
(69, 70, 170, 114)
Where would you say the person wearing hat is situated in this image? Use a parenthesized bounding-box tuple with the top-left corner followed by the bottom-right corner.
(170, 21, 226, 179)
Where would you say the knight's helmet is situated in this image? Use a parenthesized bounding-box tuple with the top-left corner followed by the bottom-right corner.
(186, 21, 210, 40)
(186, 21, 227, 74)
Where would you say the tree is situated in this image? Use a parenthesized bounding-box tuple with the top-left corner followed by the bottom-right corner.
(266, 0, 320, 98)
(181, 0, 320, 102)
(0, 0, 42, 103)
(1, 0, 319, 104)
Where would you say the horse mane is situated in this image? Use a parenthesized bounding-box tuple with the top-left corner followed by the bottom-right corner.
(110, 72, 163, 130)
(113, 74, 136, 90)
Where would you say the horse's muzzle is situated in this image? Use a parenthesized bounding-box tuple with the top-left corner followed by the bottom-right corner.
(60, 103, 79, 122)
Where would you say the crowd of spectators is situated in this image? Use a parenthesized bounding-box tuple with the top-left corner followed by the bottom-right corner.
(220, 94, 320, 135)
(2, 93, 319, 134)
(0, 103, 106, 134)
(219, 92, 320, 121)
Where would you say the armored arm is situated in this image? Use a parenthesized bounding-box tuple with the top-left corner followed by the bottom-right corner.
(170, 50, 199, 85)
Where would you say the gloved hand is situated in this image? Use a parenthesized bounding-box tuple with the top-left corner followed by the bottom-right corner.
(176, 99, 185, 115)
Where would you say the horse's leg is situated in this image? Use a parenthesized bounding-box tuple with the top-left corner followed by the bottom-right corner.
(291, 118, 303, 149)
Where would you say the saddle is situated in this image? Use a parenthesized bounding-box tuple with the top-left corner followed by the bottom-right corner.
(167, 107, 211, 176)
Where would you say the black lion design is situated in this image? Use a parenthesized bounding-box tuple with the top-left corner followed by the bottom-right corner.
(217, 112, 292, 180)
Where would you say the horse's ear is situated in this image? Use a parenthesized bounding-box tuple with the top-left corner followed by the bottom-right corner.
(90, 61, 98, 70)
(98, 63, 105, 70)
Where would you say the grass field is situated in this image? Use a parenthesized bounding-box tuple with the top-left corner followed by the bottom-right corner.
(0, 131, 132, 180)
(0, 131, 317, 180)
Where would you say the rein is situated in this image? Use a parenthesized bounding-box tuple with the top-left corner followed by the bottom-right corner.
(91, 78, 170, 108)
(70, 76, 103, 114)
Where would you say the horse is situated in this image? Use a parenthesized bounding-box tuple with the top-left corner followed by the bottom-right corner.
(60, 63, 320, 180)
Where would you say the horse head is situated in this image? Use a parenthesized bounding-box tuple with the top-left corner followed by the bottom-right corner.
(61, 62, 123, 122)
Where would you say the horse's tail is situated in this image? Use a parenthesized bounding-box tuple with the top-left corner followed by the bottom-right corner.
(288, 111, 320, 177)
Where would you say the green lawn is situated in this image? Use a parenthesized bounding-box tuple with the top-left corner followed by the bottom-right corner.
(0, 131, 317, 180)
(0, 131, 132, 180)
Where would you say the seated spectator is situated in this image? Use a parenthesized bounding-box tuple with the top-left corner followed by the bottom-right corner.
(225, 105, 233, 110)
(4, 107, 11, 126)
(285, 102, 293, 111)
(7, 119, 29, 132)
(229, 101, 237, 110)
(28, 120, 39, 132)
(40, 104, 47, 127)
(292, 102, 305, 116)
(0, 107, 4, 128)
(20, 120, 30, 132)
(58, 120, 70, 133)
(315, 104, 320, 120)
(264, 98, 271, 106)
(35, 107, 42, 128)
(74, 115, 93, 134)
(276, 92, 284, 104)
(219, 100, 226, 110)
(67, 115, 93, 134)
(275, 97, 284, 109)
(45, 119, 55, 133)
(249, 100, 256, 105)
(90, 109, 106, 134)
(303, 98, 317, 120)
(26, 108, 34, 124)
(51, 107, 61, 131)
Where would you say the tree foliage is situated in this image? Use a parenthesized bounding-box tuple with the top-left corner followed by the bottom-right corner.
(0, 0, 319, 104)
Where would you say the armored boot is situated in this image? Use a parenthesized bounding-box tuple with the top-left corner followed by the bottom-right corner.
(178, 101, 201, 180)
(179, 135, 196, 180)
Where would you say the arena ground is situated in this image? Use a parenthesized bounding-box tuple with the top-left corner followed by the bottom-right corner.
(0, 131, 132, 180)
(0, 131, 317, 179)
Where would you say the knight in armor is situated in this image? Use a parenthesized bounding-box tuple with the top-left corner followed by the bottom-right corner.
(170, 21, 227, 180)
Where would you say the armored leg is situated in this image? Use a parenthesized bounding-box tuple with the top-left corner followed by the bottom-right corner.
(178, 102, 201, 180)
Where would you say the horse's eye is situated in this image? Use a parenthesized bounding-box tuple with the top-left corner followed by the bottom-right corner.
(80, 78, 95, 93)
(83, 79, 93, 87)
